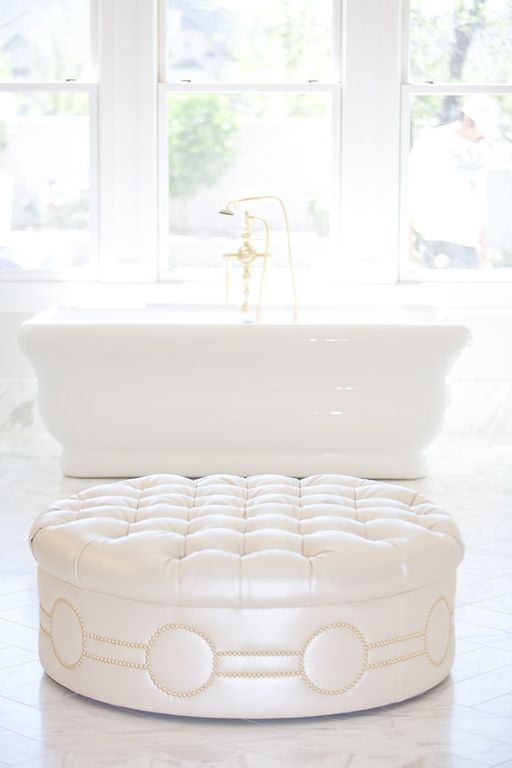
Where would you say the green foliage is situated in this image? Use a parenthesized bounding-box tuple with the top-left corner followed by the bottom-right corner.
(410, 1, 512, 136)
(168, 95, 239, 199)
(410, 0, 512, 85)
(230, 0, 330, 84)
(307, 196, 329, 237)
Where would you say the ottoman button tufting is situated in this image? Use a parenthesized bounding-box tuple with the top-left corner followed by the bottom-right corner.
(31, 473, 464, 718)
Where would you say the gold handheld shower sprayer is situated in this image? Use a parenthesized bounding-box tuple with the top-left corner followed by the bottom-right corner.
(219, 194, 298, 321)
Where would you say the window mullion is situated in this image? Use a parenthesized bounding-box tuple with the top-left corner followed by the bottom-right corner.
(340, 0, 402, 283)
(157, 83, 169, 281)
(98, 0, 158, 282)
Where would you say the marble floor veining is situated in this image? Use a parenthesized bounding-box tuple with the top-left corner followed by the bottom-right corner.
(0, 431, 512, 768)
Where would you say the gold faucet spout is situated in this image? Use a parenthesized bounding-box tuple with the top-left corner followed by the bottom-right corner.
(219, 195, 298, 320)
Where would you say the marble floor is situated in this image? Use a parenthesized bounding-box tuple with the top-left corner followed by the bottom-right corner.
(1, 431, 512, 768)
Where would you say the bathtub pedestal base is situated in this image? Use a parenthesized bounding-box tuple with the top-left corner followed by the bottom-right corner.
(61, 450, 427, 480)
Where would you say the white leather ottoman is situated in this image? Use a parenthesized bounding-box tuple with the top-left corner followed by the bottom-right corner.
(31, 474, 464, 718)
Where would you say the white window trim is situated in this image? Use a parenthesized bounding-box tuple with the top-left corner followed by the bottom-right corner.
(97, 0, 158, 282)
(339, 0, 403, 284)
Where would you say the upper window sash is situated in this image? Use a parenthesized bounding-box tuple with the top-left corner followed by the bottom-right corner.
(0, 0, 97, 83)
(163, 0, 338, 86)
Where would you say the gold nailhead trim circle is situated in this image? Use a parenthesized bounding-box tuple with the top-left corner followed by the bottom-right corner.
(50, 598, 86, 670)
(424, 596, 452, 668)
(145, 624, 218, 698)
(300, 622, 369, 696)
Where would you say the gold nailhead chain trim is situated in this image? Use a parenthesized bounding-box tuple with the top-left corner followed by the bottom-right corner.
(84, 652, 146, 670)
(368, 631, 425, 648)
(40, 596, 453, 696)
(217, 650, 299, 657)
(219, 671, 301, 679)
(85, 632, 148, 650)
(368, 649, 426, 669)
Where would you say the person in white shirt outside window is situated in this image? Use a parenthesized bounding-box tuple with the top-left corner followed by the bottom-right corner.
(409, 95, 500, 269)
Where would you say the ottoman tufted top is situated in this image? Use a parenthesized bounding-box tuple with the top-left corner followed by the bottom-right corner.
(30, 474, 464, 608)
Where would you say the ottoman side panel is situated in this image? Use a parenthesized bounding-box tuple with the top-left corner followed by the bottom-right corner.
(37, 569, 457, 718)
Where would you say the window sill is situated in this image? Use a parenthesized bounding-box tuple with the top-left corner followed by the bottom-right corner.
(1, 278, 512, 314)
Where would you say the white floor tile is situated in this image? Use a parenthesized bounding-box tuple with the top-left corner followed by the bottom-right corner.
(0, 676, 75, 707)
(5, 751, 91, 768)
(0, 589, 38, 613)
(451, 646, 512, 682)
(457, 606, 512, 632)
(452, 665, 512, 706)
(0, 645, 37, 670)
(478, 594, 512, 615)
(475, 692, 512, 719)
(0, 659, 43, 691)
(0, 604, 40, 630)
(0, 575, 36, 597)
(0, 728, 46, 767)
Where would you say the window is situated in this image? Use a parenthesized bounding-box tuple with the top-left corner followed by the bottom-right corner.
(402, 0, 512, 280)
(162, 0, 339, 301)
(0, 0, 95, 278)
(2, 0, 512, 295)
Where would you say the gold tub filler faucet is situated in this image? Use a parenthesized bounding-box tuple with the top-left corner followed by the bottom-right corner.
(219, 195, 298, 320)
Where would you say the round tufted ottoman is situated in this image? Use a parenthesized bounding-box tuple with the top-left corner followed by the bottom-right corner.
(30, 474, 464, 718)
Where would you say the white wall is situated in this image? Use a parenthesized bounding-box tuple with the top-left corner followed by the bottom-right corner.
(444, 308, 512, 435)
(0, 312, 33, 378)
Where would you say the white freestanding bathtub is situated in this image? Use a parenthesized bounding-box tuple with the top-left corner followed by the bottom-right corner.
(19, 304, 469, 479)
